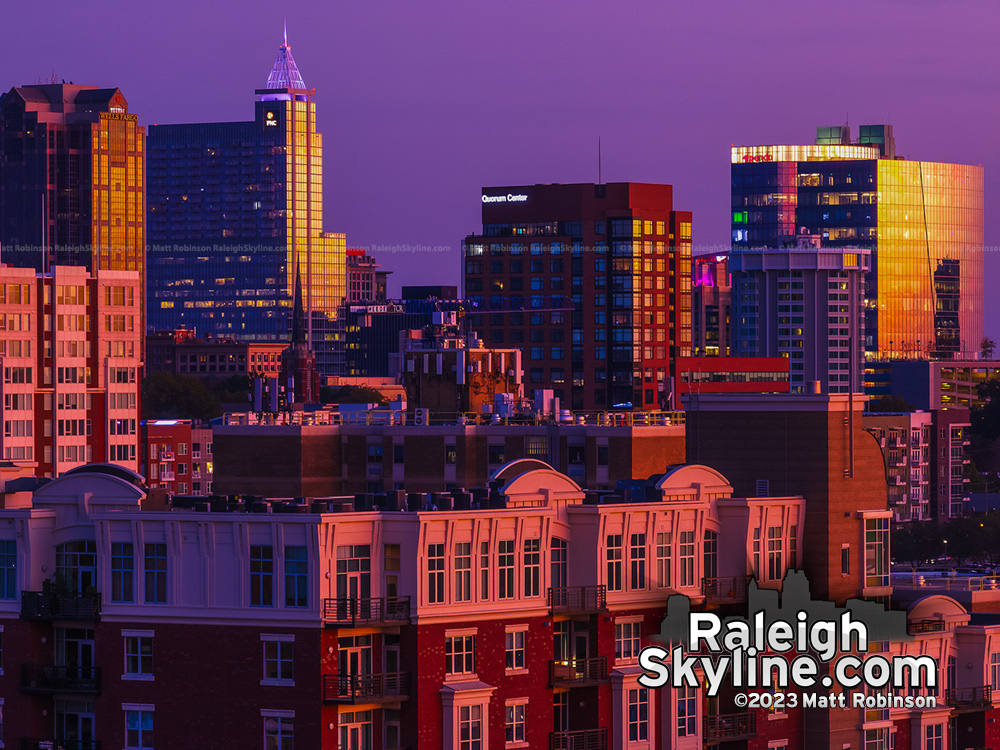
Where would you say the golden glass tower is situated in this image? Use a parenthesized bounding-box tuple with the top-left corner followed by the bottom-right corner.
(0, 85, 145, 279)
(732, 126, 984, 361)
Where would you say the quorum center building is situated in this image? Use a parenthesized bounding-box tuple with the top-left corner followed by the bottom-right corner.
(731, 125, 983, 361)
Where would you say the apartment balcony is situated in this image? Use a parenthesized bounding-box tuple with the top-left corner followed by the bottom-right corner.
(322, 596, 411, 627)
(547, 585, 606, 613)
(160, 451, 174, 461)
(945, 686, 992, 711)
(549, 728, 607, 750)
(703, 576, 750, 603)
(907, 619, 946, 635)
(21, 591, 101, 621)
(21, 664, 102, 695)
(22, 740, 101, 750)
(160, 471, 176, 481)
(549, 657, 608, 687)
(704, 712, 756, 743)
(322, 671, 410, 704)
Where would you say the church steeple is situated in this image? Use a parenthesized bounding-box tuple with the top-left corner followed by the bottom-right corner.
(265, 25, 306, 90)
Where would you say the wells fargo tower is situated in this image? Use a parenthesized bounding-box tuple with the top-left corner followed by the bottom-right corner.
(0, 84, 145, 277)
(146, 33, 347, 374)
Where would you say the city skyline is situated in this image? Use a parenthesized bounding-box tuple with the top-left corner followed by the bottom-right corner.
(3, 0, 997, 336)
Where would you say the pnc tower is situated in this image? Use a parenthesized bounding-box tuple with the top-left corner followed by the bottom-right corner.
(147, 32, 346, 374)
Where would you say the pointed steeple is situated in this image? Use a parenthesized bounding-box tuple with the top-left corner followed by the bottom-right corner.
(265, 25, 306, 90)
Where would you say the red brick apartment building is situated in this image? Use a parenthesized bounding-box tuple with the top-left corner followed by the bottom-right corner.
(0, 394, 997, 749)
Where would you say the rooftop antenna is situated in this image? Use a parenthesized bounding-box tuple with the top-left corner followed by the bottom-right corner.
(598, 136, 602, 185)
(283, 18, 288, 47)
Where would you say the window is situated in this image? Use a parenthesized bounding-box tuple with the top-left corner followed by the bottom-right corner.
(505, 629, 526, 671)
(767, 526, 783, 581)
(629, 534, 646, 590)
(523, 539, 540, 597)
(445, 444, 457, 465)
(789, 525, 798, 569)
(125, 709, 154, 749)
(616, 620, 642, 661)
(446, 633, 475, 676)
(459, 705, 482, 750)
(264, 715, 294, 750)
(499, 540, 515, 598)
(125, 634, 153, 678)
(144, 543, 167, 604)
(679, 531, 695, 587)
(865, 517, 889, 588)
(677, 684, 696, 736)
(480, 541, 490, 599)
(505, 701, 527, 745)
(607, 535, 623, 591)
(250, 545, 274, 607)
(628, 687, 649, 741)
(924, 724, 942, 750)
(284, 546, 307, 608)
(263, 638, 294, 684)
(656, 532, 671, 588)
(991, 652, 1000, 691)
(551, 537, 568, 589)
(428, 544, 445, 604)
(393, 444, 404, 464)
(454, 543, 472, 602)
(488, 444, 505, 465)
(0, 541, 15, 599)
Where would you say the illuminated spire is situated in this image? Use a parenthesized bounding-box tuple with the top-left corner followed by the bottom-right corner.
(265, 25, 306, 90)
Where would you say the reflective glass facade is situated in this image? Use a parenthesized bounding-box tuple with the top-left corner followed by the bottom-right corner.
(147, 44, 346, 374)
(0, 85, 145, 280)
(731, 131, 983, 361)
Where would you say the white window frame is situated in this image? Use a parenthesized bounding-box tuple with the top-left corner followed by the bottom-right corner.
(505, 626, 527, 674)
(261, 710, 295, 750)
(446, 628, 477, 680)
(505, 698, 528, 748)
(615, 618, 643, 663)
(123, 703, 155, 750)
(122, 629, 154, 681)
(261, 634, 295, 686)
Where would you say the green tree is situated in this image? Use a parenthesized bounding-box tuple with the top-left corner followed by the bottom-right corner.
(141, 371, 222, 421)
(319, 385, 389, 406)
(981, 337, 996, 361)
(867, 394, 915, 413)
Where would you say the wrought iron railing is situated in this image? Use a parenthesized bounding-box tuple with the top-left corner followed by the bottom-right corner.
(321, 596, 411, 626)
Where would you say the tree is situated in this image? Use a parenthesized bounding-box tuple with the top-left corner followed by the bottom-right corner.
(141, 371, 222, 421)
(320, 385, 389, 406)
(867, 394, 915, 413)
(982, 337, 997, 361)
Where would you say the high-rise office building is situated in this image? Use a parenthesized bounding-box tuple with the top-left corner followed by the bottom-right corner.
(463, 183, 692, 411)
(147, 34, 346, 374)
(731, 125, 984, 360)
(730, 235, 870, 394)
(691, 255, 731, 356)
(0, 84, 145, 325)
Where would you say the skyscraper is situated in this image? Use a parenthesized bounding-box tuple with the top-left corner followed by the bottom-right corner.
(731, 126, 984, 360)
(146, 33, 347, 374)
(463, 182, 692, 411)
(0, 84, 145, 278)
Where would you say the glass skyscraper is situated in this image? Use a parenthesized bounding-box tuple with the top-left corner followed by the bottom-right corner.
(731, 126, 984, 361)
(0, 84, 145, 278)
(147, 34, 346, 374)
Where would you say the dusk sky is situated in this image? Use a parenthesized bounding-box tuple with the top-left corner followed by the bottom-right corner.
(5, 0, 999, 334)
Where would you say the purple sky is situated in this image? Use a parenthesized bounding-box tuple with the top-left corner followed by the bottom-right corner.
(6, 0, 1000, 335)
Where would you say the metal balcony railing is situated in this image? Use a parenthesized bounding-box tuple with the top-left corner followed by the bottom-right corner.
(908, 619, 947, 634)
(945, 686, 992, 709)
(22, 740, 101, 750)
(549, 728, 607, 750)
(704, 711, 756, 741)
(322, 671, 410, 703)
(322, 596, 411, 626)
(21, 591, 101, 621)
(702, 576, 750, 602)
(549, 657, 608, 687)
(21, 664, 102, 695)
(547, 585, 606, 612)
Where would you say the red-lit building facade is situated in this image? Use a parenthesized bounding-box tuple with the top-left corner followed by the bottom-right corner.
(0, 264, 141, 477)
(462, 183, 692, 411)
(139, 419, 214, 495)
